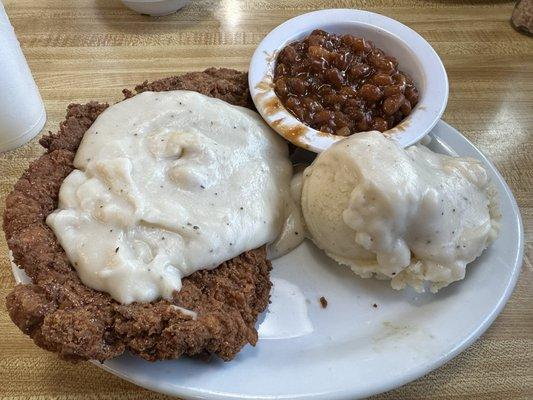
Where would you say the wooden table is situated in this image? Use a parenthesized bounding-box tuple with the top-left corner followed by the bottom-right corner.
(0, 0, 531, 398)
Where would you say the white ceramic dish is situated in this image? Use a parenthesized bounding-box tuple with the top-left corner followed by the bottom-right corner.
(10, 121, 522, 399)
(249, 9, 449, 152)
(121, 0, 191, 16)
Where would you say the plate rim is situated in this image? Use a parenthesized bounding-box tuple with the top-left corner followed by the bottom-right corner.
(9, 120, 524, 400)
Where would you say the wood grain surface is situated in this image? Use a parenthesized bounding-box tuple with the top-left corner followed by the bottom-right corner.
(0, 0, 532, 399)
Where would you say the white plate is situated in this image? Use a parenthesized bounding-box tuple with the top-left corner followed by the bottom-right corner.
(11, 121, 523, 399)
(249, 9, 449, 152)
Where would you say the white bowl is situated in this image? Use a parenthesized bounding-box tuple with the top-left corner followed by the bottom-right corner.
(249, 9, 449, 152)
(121, 0, 190, 16)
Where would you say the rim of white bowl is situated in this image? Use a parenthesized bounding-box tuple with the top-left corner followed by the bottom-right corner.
(249, 9, 449, 152)
(123, 0, 188, 4)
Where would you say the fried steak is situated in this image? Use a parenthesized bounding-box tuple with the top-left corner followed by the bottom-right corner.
(3, 68, 272, 362)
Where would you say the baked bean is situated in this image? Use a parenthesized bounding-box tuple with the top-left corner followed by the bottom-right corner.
(344, 98, 363, 109)
(281, 45, 298, 64)
(333, 111, 350, 127)
(371, 117, 389, 132)
(314, 110, 333, 124)
(333, 53, 349, 70)
(346, 108, 365, 121)
(301, 98, 320, 114)
(336, 126, 351, 136)
(383, 94, 405, 115)
(311, 29, 329, 37)
(383, 84, 403, 98)
(400, 99, 412, 115)
(325, 68, 344, 89)
(368, 53, 386, 69)
(274, 78, 289, 98)
(387, 56, 399, 68)
(310, 59, 327, 73)
(308, 34, 326, 47)
(320, 125, 333, 133)
(393, 112, 404, 125)
(273, 30, 418, 136)
(285, 96, 300, 110)
(351, 37, 371, 53)
(308, 45, 331, 61)
(294, 107, 307, 121)
(287, 78, 307, 95)
(359, 84, 383, 102)
(355, 113, 371, 131)
(341, 34, 353, 46)
(393, 73, 407, 87)
(323, 94, 346, 107)
(348, 63, 371, 80)
(371, 73, 394, 87)
(405, 86, 419, 105)
(340, 86, 359, 98)
(376, 59, 395, 74)
(275, 63, 287, 77)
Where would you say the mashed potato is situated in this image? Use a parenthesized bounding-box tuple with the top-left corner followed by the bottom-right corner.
(301, 131, 500, 292)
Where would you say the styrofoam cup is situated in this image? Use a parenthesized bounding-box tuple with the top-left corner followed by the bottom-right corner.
(0, 2, 46, 153)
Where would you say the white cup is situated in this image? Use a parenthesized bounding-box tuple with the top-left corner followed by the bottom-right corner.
(121, 0, 191, 17)
(0, 2, 46, 153)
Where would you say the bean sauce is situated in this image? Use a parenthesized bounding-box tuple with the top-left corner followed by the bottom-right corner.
(273, 30, 419, 136)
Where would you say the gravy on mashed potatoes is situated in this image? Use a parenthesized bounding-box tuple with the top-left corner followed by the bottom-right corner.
(301, 131, 500, 292)
(47, 91, 302, 304)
